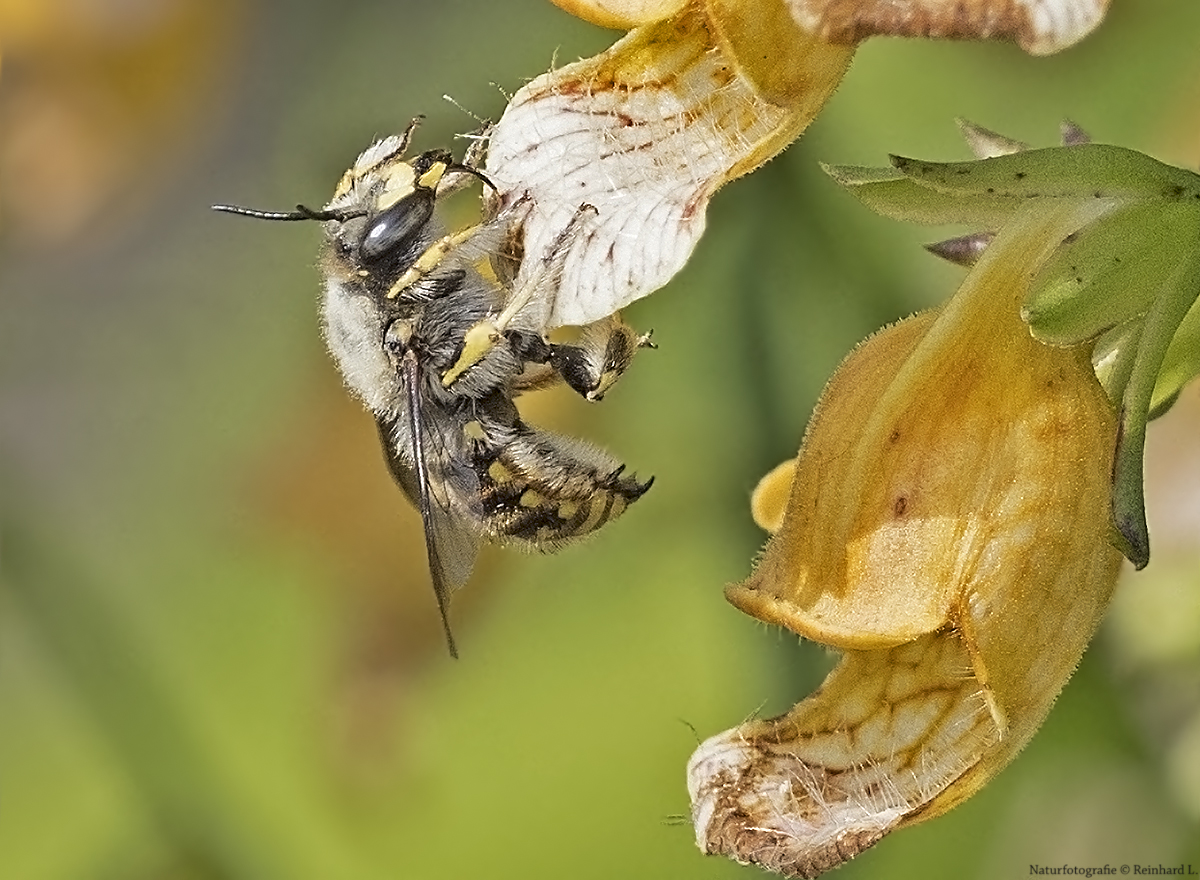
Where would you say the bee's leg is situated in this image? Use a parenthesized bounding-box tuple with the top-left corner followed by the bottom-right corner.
(494, 331, 557, 395)
(548, 313, 656, 401)
(492, 202, 596, 334)
(397, 115, 424, 151)
(386, 169, 526, 304)
(385, 223, 490, 301)
(439, 122, 493, 196)
(442, 202, 595, 389)
(460, 122, 492, 169)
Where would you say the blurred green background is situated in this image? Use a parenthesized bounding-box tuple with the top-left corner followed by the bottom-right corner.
(2, 1, 1199, 878)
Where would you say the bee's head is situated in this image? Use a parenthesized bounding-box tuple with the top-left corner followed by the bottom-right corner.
(214, 138, 493, 272)
(351, 148, 453, 263)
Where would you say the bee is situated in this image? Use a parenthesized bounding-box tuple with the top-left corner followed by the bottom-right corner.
(214, 119, 653, 656)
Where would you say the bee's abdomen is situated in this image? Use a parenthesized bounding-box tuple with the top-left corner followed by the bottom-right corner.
(476, 426, 651, 549)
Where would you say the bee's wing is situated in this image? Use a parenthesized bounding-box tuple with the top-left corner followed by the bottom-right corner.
(377, 351, 482, 658)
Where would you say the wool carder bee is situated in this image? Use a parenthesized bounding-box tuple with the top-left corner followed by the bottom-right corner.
(214, 120, 653, 656)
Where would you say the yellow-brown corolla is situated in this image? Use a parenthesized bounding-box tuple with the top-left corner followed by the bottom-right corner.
(687, 198, 1124, 878)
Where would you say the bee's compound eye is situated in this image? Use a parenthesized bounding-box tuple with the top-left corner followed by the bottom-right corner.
(361, 191, 435, 262)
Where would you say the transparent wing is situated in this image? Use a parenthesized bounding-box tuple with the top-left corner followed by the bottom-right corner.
(377, 352, 482, 658)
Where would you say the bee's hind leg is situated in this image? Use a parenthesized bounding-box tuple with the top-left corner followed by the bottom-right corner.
(547, 313, 655, 402)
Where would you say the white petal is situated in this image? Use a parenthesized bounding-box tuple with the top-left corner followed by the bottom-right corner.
(485, 10, 831, 328)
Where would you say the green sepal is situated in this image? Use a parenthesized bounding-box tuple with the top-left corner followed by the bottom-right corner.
(889, 145, 1200, 202)
(821, 163, 1024, 227)
(1026, 202, 1200, 345)
(1109, 238, 1200, 568)
(1150, 290, 1200, 418)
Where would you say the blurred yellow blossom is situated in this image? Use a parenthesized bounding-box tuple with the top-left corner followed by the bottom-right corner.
(0, 0, 239, 244)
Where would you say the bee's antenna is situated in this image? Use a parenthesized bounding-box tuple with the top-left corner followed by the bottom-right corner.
(212, 203, 367, 223)
(445, 163, 497, 193)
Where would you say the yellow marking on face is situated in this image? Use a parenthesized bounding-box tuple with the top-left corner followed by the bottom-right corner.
(519, 489, 546, 508)
(442, 321, 499, 387)
(331, 168, 357, 199)
(377, 162, 417, 211)
(557, 501, 579, 520)
(417, 161, 448, 190)
(488, 460, 514, 483)
(463, 420, 486, 441)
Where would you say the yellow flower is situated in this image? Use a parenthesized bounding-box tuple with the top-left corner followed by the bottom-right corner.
(483, 0, 1110, 328)
(687, 197, 1124, 878)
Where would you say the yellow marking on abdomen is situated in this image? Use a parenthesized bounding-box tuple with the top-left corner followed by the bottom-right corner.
(576, 494, 610, 534)
(519, 489, 546, 508)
